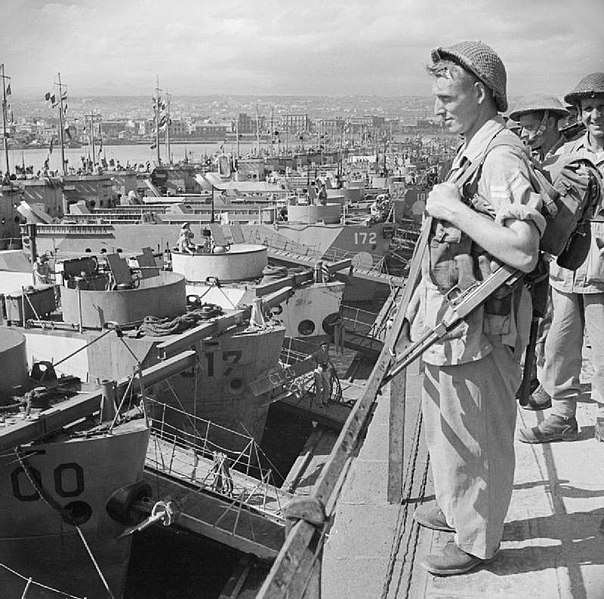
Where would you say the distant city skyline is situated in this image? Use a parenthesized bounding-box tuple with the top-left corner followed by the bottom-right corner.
(2, 0, 603, 106)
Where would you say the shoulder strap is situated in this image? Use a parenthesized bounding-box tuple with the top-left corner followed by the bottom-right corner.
(447, 130, 529, 192)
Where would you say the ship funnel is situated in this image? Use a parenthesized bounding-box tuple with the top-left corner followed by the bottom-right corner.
(100, 379, 117, 422)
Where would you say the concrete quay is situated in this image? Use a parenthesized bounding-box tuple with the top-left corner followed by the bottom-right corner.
(322, 355, 604, 599)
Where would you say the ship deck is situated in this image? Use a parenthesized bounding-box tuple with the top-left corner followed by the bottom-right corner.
(321, 351, 604, 599)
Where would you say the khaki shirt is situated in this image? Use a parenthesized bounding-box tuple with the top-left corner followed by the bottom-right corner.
(411, 116, 543, 366)
(549, 133, 604, 294)
(312, 347, 331, 368)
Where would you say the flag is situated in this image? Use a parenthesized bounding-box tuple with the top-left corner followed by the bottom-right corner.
(6, 84, 11, 96)
(64, 126, 72, 141)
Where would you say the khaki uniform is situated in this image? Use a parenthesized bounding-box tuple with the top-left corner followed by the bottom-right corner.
(33, 259, 52, 285)
(312, 346, 332, 404)
(411, 116, 543, 559)
(542, 133, 604, 413)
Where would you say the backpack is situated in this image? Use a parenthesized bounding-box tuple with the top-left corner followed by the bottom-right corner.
(462, 133, 603, 270)
(530, 153, 602, 269)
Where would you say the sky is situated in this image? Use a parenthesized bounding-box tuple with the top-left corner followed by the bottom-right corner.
(1, 0, 603, 103)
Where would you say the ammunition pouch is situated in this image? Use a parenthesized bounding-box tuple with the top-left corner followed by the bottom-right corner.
(428, 221, 472, 292)
(429, 225, 516, 321)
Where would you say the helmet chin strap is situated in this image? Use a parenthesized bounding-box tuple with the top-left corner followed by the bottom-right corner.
(525, 110, 550, 146)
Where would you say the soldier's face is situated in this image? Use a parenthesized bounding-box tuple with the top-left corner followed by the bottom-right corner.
(517, 112, 546, 149)
(579, 97, 604, 140)
(432, 74, 480, 137)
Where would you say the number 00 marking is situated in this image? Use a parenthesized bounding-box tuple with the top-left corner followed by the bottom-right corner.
(11, 462, 85, 502)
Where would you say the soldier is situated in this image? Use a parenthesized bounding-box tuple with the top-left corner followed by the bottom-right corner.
(408, 41, 543, 576)
(312, 340, 334, 406)
(32, 253, 53, 285)
(508, 95, 569, 401)
(176, 222, 196, 254)
(508, 93, 569, 161)
(519, 73, 604, 443)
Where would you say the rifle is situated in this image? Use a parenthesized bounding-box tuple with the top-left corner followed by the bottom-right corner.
(382, 132, 541, 387)
(383, 262, 524, 386)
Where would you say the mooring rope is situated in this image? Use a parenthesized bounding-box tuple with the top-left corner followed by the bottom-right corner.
(0, 562, 86, 599)
(137, 304, 223, 336)
(15, 446, 116, 598)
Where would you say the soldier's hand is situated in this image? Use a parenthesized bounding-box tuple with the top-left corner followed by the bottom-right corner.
(425, 182, 463, 222)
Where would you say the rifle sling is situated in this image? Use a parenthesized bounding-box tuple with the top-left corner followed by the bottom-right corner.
(384, 263, 522, 385)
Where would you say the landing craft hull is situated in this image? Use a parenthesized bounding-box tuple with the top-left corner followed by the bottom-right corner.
(30, 220, 394, 303)
(0, 420, 149, 599)
(22, 324, 285, 452)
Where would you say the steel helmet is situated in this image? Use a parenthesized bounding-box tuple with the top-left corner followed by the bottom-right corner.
(564, 72, 604, 104)
(505, 118, 521, 132)
(509, 93, 569, 121)
(431, 40, 508, 112)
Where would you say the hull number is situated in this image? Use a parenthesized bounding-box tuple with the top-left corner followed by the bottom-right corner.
(204, 350, 243, 378)
(11, 462, 85, 502)
(354, 232, 377, 245)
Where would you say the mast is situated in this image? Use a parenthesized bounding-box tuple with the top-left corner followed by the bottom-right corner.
(1, 64, 10, 175)
(236, 115, 240, 159)
(90, 112, 95, 163)
(270, 106, 274, 156)
(85, 111, 101, 169)
(165, 88, 171, 164)
(57, 73, 67, 176)
(255, 103, 260, 156)
(154, 77, 161, 165)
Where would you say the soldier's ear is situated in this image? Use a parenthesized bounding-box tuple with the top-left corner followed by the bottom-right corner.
(474, 81, 487, 105)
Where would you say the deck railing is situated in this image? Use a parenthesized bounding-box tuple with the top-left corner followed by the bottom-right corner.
(255, 226, 422, 599)
(145, 398, 288, 520)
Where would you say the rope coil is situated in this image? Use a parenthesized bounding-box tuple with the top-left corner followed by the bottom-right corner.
(137, 304, 224, 337)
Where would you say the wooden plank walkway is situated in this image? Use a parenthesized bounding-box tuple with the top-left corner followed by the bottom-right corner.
(267, 247, 405, 287)
(275, 380, 363, 431)
(146, 434, 293, 521)
(143, 434, 293, 560)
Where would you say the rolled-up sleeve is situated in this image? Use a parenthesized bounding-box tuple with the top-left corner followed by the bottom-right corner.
(481, 147, 546, 237)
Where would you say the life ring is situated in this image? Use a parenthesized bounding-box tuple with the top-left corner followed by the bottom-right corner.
(270, 304, 284, 316)
(105, 480, 152, 526)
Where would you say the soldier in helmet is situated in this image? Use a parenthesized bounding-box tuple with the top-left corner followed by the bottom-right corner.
(519, 73, 604, 444)
(509, 93, 569, 161)
(405, 41, 543, 575)
(508, 94, 569, 397)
